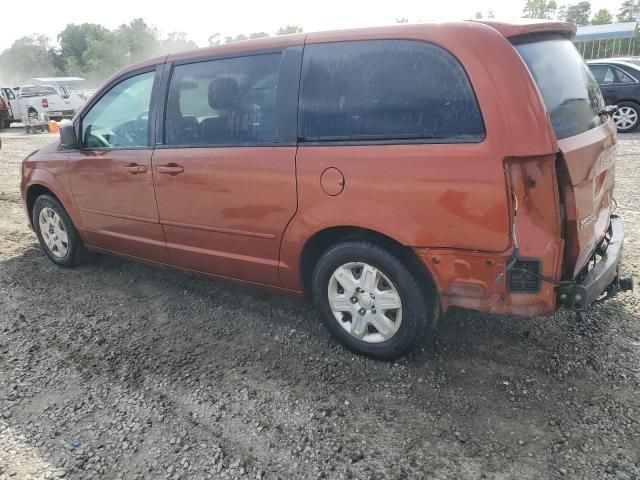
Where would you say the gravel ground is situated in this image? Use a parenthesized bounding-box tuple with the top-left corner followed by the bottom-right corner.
(0, 125, 639, 480)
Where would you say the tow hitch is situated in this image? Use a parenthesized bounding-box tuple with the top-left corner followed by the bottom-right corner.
(557, 217, 632, 312)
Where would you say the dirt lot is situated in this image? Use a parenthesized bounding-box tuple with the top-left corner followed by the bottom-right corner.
(0, 125, 639, 480)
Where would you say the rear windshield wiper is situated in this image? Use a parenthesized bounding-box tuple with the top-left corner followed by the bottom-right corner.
(598, 105, 618, 117)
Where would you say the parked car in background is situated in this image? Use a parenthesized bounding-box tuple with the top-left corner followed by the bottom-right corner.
(1, 87, 20, 127)
(24, 77, 87, 114)
(588, 59, 640, 132)
(19, 83, 79, 124)
(21, 21, 631, 359)
(0, 92, 10, 129)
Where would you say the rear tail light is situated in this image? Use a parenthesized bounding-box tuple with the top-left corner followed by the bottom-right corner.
(41, 98, 48, 108)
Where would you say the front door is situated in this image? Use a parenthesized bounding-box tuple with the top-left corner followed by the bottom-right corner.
(67, 68, 169, 263)
(152, 52, 298, 286)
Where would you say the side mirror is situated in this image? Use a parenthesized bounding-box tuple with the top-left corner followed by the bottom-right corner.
(59, 123, 78, 148)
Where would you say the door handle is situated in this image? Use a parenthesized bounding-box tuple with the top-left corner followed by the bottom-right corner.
(157, 164, 185, 175)
(123, 164, 147, 174)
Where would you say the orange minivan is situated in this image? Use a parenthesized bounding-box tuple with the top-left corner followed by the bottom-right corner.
(21, 20, 632, 359)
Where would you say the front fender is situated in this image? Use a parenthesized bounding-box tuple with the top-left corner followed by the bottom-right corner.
(21, 152, 84, 235)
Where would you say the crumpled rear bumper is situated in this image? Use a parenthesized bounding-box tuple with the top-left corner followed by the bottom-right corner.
(558, 216, 633, 311)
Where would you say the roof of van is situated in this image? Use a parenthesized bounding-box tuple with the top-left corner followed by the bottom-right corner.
(114, 20, 577, 79)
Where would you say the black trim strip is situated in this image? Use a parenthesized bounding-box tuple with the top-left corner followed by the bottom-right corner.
(170, 46, 287, 66)
(161, 219, 276, 239)
(299, 136, 485, 146)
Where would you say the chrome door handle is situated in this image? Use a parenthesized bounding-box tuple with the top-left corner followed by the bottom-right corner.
(157, 164, 184, 175)
(123, 164, 147, 174)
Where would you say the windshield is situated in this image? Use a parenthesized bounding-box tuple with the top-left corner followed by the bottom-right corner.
(514, 35, 605, 140)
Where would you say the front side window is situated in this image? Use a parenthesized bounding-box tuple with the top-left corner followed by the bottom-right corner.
(299, 40, 485, 142)
(81, 71, 155, 149)
(165, 54, 281, 146)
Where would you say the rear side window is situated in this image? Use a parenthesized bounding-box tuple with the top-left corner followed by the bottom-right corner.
(589, 65, 615, 85)
(299, 40, 485, 142)
(614, 67, 637, 84)
(165, 54, 281, 146)
(515, 36, 604, 140)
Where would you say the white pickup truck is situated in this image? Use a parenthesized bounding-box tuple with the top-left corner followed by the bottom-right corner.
(1, 77, 87, 130)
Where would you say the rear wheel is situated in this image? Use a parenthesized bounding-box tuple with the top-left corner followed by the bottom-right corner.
(312, 241, 436, 360)
(613, 102, 640, 133)
(33, 194, 85, 267)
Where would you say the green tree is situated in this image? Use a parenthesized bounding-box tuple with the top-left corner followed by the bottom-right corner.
(161, 32, 198, 53)
(474, 11, 483, 18)
(591, 8, 613, 24)
(556, 4, 568, 20)
(249, 32, 270, 39)
(208, 33, 221, 46)
(115, 18, 159, 63)
(276, 25, 303, 35)
(224, 34, 249, 43)
(58, 23, 110, 72)
(82, 31, 123, 78)
(523, 0, 558, 18)
(618, 0, 640, 22)
(0, 35, 56, 85)
(396, 17, 409, 23)
(566, 1, 592, 25)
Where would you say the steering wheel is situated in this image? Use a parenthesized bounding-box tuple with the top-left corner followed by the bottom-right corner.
(136, 111, 149, 133)
(89, 129, 116, 148)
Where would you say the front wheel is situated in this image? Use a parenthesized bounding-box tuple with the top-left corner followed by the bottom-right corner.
(33, 194, 85, 267)
(312, 241, 437, 360)
(613, 102, 640, 133)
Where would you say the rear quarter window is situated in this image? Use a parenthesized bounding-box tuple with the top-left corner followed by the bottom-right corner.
(299, 40, 485, 143)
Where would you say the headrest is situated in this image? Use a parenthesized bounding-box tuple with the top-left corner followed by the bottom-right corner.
(208, 77, 240, 110)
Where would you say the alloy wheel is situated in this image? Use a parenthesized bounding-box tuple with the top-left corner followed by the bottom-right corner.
(327, 262, 403, 343)
(613, 106, 638, 131)
(39, 207, 69, 258)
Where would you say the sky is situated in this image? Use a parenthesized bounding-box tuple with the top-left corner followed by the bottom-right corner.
(0, 0, 623, 51)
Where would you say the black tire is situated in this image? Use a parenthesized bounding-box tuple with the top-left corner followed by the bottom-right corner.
(312, 241, 437, 360)
(2, 120, 10, 129)
(614, 101, 640, 133)
(25, 126, 31, 134)
(32, 194, 85, 267)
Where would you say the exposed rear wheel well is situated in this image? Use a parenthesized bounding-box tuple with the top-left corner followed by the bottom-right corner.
(300, 226, 436, 299)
